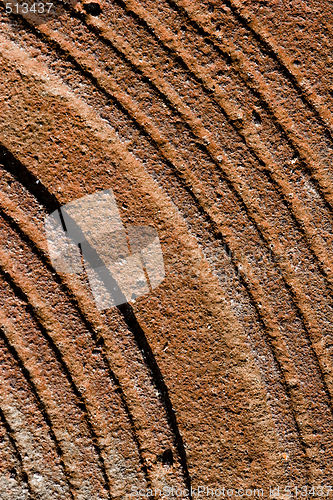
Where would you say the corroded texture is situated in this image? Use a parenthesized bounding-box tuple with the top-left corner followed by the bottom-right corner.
(0, 0, 333, 498)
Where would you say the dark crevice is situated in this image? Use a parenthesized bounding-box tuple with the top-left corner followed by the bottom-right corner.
(0, 406, 35, 499)
(118, 301, 192, 495)
(159, 448, 174, 466)
(107, 0, 333, 245)
(53, 201, 192, 494)
(0, 147, 61, 214)
(0, 328, 75, 500)
(16, 16, 317, 469)
(220, 0, 333, 144)
(0, 143, 187, 492)
(82, 2, 102, 15)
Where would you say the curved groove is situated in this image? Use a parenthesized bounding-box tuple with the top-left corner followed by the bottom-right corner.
(0, 196, 120, 498)
(3, 11, 333, 467)
(218, 264, 312, 475)
(0, 408, 34, 499)
(0, 84, 286, 486)
(0, 11, 223, 232)
(63, 1, 333, 304)
(222, 0, 333, 142)
(0, 155, 118, 500)
(0, 321, 75, 500)
(12, 4, 333, 426)
(115, 0, 333, 260)
(0, 148, 189, 493)
(0, 262, 115, 500)
(0, 142, 307, 484)
(118, 301, 193, 496)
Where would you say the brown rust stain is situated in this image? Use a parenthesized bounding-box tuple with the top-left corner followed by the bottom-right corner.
(0, 0, 333, 496)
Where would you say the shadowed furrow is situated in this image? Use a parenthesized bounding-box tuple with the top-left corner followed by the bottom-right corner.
(0, 330, 73, 499)
(5, 10, 333, 474)
(0, 167, 191, 495)
(1, 2, 333, 494)
(0, 411, 32, 500)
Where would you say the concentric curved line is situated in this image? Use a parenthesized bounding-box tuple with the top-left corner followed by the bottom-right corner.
(0, 319, 75, 500)
(0, 149, 191, 496)
(222, 0, 333, 141)
(0, 25, 326, 482)
(9, 7, 333, 444)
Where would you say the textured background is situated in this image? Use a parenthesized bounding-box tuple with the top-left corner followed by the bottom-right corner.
(1, 0, 333, 497)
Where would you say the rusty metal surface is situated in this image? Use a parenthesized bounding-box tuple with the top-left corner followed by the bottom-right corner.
(0, 0, 333, 498)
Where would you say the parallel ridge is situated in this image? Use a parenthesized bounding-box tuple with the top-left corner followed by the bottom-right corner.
(222, 0, 333, 139)
(0, 313, 73, 500)
(0, 407, 31, 500)
(1, 0, 333, 493)
(0, 160, 190, 498)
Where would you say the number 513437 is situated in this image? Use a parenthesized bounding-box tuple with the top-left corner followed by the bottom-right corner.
(5, 3, 53, 13)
